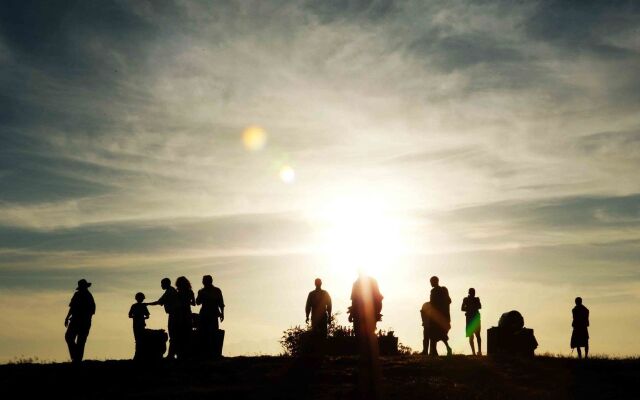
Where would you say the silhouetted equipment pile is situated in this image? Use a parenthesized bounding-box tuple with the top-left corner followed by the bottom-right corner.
(136, 329, 168, 361)
(487, 310, 538, 357)
(191, 314, 225, 358)
(300, 329, 399, 356)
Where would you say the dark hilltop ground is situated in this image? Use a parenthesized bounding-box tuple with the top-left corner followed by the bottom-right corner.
(1, 355, 638, 399)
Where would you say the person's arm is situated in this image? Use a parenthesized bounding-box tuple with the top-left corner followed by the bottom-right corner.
(196, 290, 202, 306)
(65, 308, 72, 327)
(219, 290, 225, 322)
(305, 293, 312, 323)
(189, 291, 196, 307)
(586, 309, 590, 327)
(129, 305, 134, 319)
(461, 298, 467, 312)
(65, 294, 76, 327)
(326, 293, 332, 317)
(478, 298, 482, 310)
(147, 291, 165, 306)
(90, 293, 96, 316)
(373, 280, 383, 315)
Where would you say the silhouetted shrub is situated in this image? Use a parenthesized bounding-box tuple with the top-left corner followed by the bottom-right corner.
(397, 343, 414, 355)
(280, 325, 307, 357)
(280, 313, 400, 356)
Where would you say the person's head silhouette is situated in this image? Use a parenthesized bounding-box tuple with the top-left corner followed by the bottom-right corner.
(135, 292, 145, 303)
(469, 288, 475, 297)
(315, 278, 322, 289)
(176, 276, 191, 291)
(575, 297, 583, 305)
(430, 276, 439, 288)
(203, 275, 213, 287)
(161, 278, 171, 290)
(76, 279, 91, 291)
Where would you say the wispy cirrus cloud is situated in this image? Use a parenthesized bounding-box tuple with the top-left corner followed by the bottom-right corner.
(1, 0, 640, 359)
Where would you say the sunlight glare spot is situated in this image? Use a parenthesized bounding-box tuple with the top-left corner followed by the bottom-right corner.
(242, 125, 267, 151)
(279, 165, 295, 184)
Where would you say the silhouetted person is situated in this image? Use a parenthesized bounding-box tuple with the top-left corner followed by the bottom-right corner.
(64, 279, 95, 363)
(147, 277, 179, 359)
(420, 301, 433, 355)
(349, 272, 383, 400)
(196, 275, 225, 358)
(571, 297, 589, 359)
(305, 278, 332, 339)
(461, 288, 482, 355)
(429, 276, 452, 356)
(129, 292, 150, 360)
(174, 276, 195, 359)
(350, 273, 383, 338)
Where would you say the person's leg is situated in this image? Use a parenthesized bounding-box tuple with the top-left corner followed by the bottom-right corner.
(177, 314, 193, 360)
(357, 320, 381, 400)
(315, 319, 328, 355)
(212, 317, 222, 357)
(133, 327, 143, 360)
(319, 318, 328, 340)
(174, 317, 188, 360)
(167, 314, 177, 359)
(585, 344, 589, 359)
(469, 337, 475, 355)
(422, 328, 429, 355)
(429, 339, 438, 356)
(476, 331, 482, 356)
(75, 322, 90, 362)
(577, 347, 582, 359)
(65, 325, 77, 362)
(443, 340, 452, 356)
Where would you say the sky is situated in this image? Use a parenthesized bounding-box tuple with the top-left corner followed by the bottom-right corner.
(1, 0, 639, 362)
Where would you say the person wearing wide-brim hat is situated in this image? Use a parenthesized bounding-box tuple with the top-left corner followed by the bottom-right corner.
(64, 279, 96, 363)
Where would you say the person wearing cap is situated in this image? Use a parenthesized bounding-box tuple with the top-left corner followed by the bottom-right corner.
(64, 279, 96, 363)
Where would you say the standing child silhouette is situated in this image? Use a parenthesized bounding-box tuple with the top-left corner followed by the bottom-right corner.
(129, 292, 150, 360)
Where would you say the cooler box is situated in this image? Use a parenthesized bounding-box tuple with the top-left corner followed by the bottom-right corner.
(487, 327, 502, 355)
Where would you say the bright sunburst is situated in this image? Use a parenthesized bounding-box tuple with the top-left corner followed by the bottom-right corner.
(315, 195, 406, 283)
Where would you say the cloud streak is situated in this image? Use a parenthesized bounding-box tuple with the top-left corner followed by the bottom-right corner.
(1, 0, 640, 359)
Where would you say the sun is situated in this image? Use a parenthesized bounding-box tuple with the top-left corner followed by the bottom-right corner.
(315, 196, 406, 284)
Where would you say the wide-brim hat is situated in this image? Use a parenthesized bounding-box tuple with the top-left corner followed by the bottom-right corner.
(77, 279, 92, 290)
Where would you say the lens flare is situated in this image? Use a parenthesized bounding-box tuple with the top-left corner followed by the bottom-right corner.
(242, 125, 266, 151)
(279, 165, 295, 183)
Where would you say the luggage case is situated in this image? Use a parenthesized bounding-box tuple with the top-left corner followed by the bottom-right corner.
(213, 329, 225, 357)
(137, 328, 168, 361)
